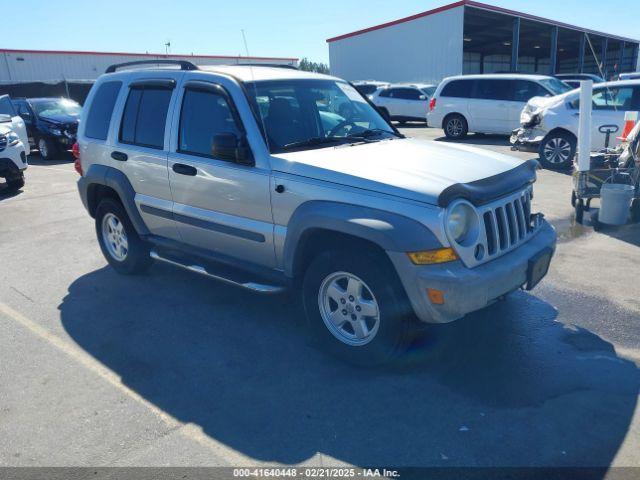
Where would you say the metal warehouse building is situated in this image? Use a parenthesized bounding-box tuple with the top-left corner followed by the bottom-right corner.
(327, 0, 640, 84)
(0, 49, 298, 83)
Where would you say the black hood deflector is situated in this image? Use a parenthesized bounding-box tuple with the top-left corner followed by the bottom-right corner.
(438, 159, 538, 207)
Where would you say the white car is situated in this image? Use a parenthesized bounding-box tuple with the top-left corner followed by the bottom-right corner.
(0, 122, 27, 192)
(511, 79, 640, 169)
(0, 94, 30, 154)
(427, 74, 571, 139)
(370, 83, 436, 124)
(352, 80, 389, 97)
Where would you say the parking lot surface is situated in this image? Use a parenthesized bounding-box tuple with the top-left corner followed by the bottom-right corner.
(1, 127, 639, 468)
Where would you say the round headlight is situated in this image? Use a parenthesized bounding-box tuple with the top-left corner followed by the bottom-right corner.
(447, 202, 479, 246)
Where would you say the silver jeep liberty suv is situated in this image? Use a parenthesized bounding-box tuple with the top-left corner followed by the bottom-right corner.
(76, 60, 556, 365)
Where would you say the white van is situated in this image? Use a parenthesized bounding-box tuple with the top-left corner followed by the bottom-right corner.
(427, 74, 571, 138)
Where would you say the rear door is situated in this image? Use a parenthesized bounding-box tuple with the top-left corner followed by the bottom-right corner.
(590, 85, 639, 149)
(111, 74, 181, 240)
(395, 88, 428, 119)
(0, 95, 29, 154)
(376, 88, 403, 116)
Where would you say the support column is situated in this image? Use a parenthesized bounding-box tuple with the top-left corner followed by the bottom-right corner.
(550, 26, 558, 75)
(617, 41, 625, 76)
(601, 37, 608, 78)
(511, 17, 520, 73)
(578, 34, 586, 73)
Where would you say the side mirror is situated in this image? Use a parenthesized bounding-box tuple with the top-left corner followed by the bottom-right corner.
(419, 95, 427, 101)
(20, 112, 32, 122)
(0, 114, 11, 123)
(212, 132, 254, 166)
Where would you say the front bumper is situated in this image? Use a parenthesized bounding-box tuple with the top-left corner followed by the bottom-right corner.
(510, 127, 547, 153)
(388, 220, 557, 323)
(0, 142, 28, 177)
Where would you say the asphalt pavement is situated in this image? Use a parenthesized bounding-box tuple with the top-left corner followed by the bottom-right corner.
(0, 128, 639, 470)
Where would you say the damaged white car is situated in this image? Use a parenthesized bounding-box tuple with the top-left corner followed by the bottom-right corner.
(511, 80, 640, 169)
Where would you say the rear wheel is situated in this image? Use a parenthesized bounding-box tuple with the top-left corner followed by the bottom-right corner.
(302, 247, 415, 366)
(95, 198, 152, 275)
(443, 114, 468, 139)
(539, 132, 576, 169)
(38, 138, 58, 161)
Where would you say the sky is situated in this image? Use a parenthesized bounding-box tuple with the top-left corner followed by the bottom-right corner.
(6, 0, 640, 64)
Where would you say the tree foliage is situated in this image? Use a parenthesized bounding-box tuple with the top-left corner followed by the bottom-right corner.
(298, 57, 330, 74)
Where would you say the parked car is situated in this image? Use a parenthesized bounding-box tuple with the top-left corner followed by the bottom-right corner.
(370, 83, 436, 124)
(0, 122, 27, 192)
(427, 74, 572, 139)
(511, 79, 640, 169)
(555, 73, 604, 89)
(12, 97, 81, 160)
(76, 61, 556, 365)
(352, 80, 389, 96)
(0, 95, 30, 154)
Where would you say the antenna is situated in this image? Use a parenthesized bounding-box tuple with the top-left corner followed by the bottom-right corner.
(241, 29, 271, 152)
(164, 40, 171, 56)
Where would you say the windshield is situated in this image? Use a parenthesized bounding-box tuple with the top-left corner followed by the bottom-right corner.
(245, 79, 397, 153)
(32, 99, 81, 117)
(540, 78, 572, 96)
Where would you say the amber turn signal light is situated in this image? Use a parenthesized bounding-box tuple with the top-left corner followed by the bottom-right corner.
(427, 288, 445, 305)
(407, 248, 458, 265)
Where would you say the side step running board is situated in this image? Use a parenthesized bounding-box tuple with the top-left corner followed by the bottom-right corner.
(149, 251, 286, 294)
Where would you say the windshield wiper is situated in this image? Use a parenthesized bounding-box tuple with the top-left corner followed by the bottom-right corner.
(281, 137, 347, 150)
(351, 128, 404, 139)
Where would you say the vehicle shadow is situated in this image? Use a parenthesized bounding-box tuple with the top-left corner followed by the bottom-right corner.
(59, 264, 640, 468)
(434, 133, 511, 147)
(0, 183, 22, 200)
(27, 152, 73, 166)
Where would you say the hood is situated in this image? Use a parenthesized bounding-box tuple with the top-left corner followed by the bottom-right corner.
(270, 138, 530, 206)
(40, 113, 80, 125)
(0, 124, 13, 135)
(521, 91, 576, 124)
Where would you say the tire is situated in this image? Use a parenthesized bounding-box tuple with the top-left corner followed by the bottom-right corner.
(95, 198, 152, 275)
(6, 173, 25, 192)
(443, 114, 468, 139)
(302, 247, 415, 366)
(539, 131, 576, 169)
(38, 137, 58, 161)
(575, 198, 584, 224)
(631, 199, 640, 223)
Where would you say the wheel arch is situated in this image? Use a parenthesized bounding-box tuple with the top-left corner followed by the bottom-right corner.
(78, 164, 150, 235)
(542, 127, 577, 143)
(442, 111, 468, 130)
(284, 200, 443, 279)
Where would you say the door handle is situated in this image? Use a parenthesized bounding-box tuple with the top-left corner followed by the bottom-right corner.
(172, 163, 197, 176)
(111, 151, 128, 162)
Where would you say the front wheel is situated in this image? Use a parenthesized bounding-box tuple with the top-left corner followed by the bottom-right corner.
(302, 248, 415, 366)
(539, 132, 576, 169)
(38, 138, 58, 161)
(95, 198, 152, 275)
(443, 114, 468, 139)
(6, 172, 25, 191)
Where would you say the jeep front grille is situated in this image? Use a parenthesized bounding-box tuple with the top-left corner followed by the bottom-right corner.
(480, 188, 537, 258)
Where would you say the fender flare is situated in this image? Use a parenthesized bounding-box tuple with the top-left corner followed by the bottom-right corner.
(78, 164, 150, 235)
(283, 200, 442, 277)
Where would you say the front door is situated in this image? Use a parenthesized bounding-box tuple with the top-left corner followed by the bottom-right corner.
(590, 85, 639, 150)
(167, 77, 275, 268)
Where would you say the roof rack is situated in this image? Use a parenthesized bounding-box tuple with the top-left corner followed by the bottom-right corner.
(105, 60, 199, 74)
(234, 63, 298, 70)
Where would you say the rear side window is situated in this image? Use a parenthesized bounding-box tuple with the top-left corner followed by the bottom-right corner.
(395, 88, 422, 100)
(120, 86, 173, 149)
(85, 81, 122, 140)
(355, 84, 378, 96)
(178, 88, 242, 158)
(473, 79, 512, 101)
(379, 88, 393, 98)
(0, 97, 15, 116)
(441, 80, 473, 98)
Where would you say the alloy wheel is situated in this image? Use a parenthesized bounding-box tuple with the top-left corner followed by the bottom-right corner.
(543, 137, 572, 164)
(101, 213, 129, 261)
(318, 271, 381, 346)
